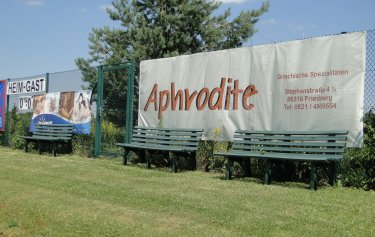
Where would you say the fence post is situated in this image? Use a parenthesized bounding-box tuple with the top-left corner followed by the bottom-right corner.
(125, 63, 135, 144)
(3, 79, 10, 146)
(94, 66, 104, 157)
(45, 73, 49, 93)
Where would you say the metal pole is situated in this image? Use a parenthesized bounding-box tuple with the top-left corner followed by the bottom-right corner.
(45, 73, 49, 93)
(94, 66, 104, 157)
(125, 63, 135, 143)
(4, 79, 10, 146)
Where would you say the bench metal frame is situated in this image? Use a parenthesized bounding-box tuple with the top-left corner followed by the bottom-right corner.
(214, 130, 348, 190)
(21, 124, 74, 157)
(116, 126, 203, 172)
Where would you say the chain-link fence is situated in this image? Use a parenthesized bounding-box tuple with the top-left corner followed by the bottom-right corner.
(365, 29, 375, 112)
(1, 29, 375, 156)
(94, 63, 136, 157)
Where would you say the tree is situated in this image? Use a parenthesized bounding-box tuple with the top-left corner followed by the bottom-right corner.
(76, 0, 269, 125)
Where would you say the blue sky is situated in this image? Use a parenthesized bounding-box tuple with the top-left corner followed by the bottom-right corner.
(0, 0, 374, 79)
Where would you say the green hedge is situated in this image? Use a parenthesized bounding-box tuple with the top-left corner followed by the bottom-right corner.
(199, 111, 375, 190)
(1, 107, 375, 190)
(340, 110, 375, 190)
(0, 107, 32, 149)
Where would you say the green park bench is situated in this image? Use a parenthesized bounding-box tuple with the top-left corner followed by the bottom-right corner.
(214, 130, 348, 190)
(116, 126, 203, 173)
(21, 124, 74, 157)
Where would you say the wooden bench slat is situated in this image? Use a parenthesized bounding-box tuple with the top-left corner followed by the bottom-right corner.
(36, 131, 73, 134)
(31, 134, 72, 138)
(133, 130, 202, 137)
(116, 143, 198, 152)
(235, 130, 349, 135)
(215, 151, 343, 161)
(232, 140, 346, 148)
(231, 145, 345, 154)
(34, 130, 72, 134)
(32, 134, 72, 138)
(233, 134, 347, 141)
(33, 130, 73, 135)
(134, 126, 203, 133)
(34, 128, 73, 133)
(131, 138, 200, 147)
(25, 137, 71, 141)
(132, 134, 201, 141)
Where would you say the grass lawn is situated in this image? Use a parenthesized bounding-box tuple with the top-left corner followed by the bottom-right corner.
(0, 147, 374, 236)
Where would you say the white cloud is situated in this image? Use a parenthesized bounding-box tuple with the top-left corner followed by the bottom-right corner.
(24, 0, 44, 7)
(288, 23, 317, 31)
(261, 19, 277, 25)
(216, 0, 249, 3)
(100, 4, 115, 12)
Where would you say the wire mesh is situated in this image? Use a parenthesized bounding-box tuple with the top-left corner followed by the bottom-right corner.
(365, 29, 375, 112)
(100, 68, 129, 156)
(1, 29, 375, 152)
(48, 69, 89, 93)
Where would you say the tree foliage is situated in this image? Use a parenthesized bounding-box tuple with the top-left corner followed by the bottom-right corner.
(77, 0, 269, 85)
(76, 0, 269, 125)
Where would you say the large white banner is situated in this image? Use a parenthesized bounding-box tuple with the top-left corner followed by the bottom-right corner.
(139, 32, 366, 147)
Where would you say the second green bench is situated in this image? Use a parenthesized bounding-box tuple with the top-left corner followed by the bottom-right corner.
(116, 126, 203, 172)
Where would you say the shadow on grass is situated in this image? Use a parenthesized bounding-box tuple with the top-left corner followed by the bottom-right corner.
(211, 173, 337, 190)
(211, 173, 263, 184)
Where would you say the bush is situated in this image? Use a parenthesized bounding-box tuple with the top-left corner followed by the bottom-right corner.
(4, 107, 32, 149)
(71, 120, 125, 158)
(71, 119, 97, 158)
(102, 120, 124, 145)
(196, 127, 230, 172)
(340, 110, 375, 190)
(72, 133, 94, 157)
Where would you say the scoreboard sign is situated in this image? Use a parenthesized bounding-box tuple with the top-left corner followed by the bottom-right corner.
(19, 96, 33, 110)
(7, 78, 46, 95)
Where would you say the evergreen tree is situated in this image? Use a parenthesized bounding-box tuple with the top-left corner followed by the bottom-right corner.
(76, 0, 269, 125)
